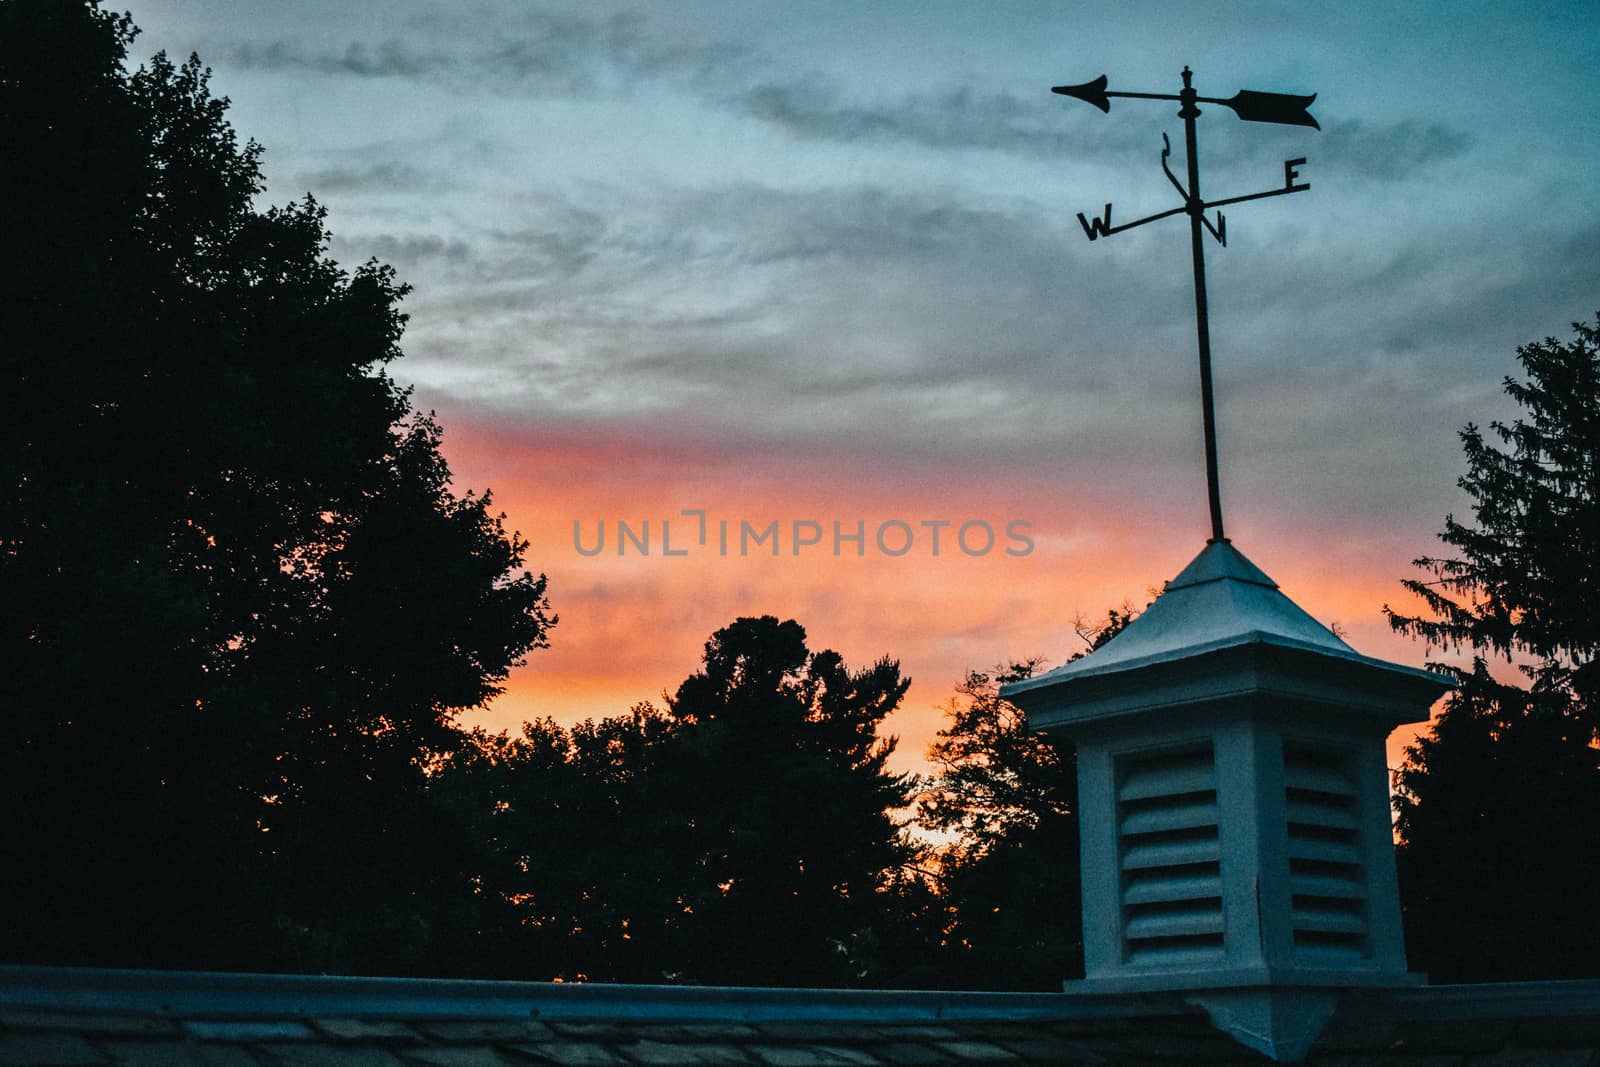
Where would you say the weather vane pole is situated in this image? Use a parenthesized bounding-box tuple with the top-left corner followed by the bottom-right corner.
(1054, 66, 1318, 543)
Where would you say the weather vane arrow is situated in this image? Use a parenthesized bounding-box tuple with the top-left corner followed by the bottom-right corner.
(1054, 72, 1318, 128)
(1055, 67, 1318, 543)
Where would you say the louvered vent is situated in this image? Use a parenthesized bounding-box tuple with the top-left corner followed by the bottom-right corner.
(1283, 740, 1369, 963)
(1116, 743, 1223, 966)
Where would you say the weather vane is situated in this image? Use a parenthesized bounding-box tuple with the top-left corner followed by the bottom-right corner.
(1054, 66, 1318, 543)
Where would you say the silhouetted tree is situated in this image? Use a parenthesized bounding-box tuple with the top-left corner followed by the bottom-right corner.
(434, 618, 917, 987)
(915, 612, 1132, 989)
(1386, 315, 1600, 981)
(918, 662, 1080, 988)
(0, 1, 551, 971)
(662, 616, 918, 986)
(433, 711, 696, 983)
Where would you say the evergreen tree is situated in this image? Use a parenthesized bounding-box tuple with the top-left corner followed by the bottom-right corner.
(1386, 315, 1600, 981)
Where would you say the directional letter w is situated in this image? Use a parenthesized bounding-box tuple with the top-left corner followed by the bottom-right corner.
(1078, 203, 1113, 240)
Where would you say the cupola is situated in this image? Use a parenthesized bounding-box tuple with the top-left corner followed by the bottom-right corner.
(1001, 539, 1451, 1060)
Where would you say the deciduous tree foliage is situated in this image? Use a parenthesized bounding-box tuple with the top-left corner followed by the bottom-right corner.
(435, 617, 918, 986)
(918, 662, 1081, 989)
(914, 611, 1132, 989)
(920, 661, 1070, 858)
(0, 0, 551, 970)
(664, 616, 917, 985)
(433, 711, 696, 983)
(1386, 316, 1600, 981)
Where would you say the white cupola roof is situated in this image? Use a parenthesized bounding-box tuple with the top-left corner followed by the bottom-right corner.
(1030, 539, 1353, 672)
(1004, 539, 1448, 733)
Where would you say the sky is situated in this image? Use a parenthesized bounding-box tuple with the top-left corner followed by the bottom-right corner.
(119, 0, 1599, 774)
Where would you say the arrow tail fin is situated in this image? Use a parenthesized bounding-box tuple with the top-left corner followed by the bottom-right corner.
(1225, 89, 1319, 129)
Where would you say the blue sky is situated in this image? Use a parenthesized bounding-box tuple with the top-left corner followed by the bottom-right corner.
(113, 0, 1600, 756)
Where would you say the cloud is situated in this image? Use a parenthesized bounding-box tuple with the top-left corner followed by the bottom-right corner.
(225, 10, 750, 99)
(196, 8, 1511, 501)
(1317, 118, 1472, 181)
(363, 176, 1205, 475)
(357, 233, 475, 265)
(214, 10, 1169, 167)
(1358, 218, 1600, 358)
(293, 160, 443, 195)
(230, 38, 450, 80)
(214, 6, 1471, 190)
(736, 78, 1087, 158)
(727, 73, 1469, 182)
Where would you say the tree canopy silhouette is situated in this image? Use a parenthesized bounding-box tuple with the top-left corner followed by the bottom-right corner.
(0, 0, 552, 970)
(913, 610, 1132, 989)
(433, 616, 917, 986)
(662, 616, 917, 985)
(1385, 315, 1599, 981)
(432, 710, 694, 983)
(916, 661, 1081, 989)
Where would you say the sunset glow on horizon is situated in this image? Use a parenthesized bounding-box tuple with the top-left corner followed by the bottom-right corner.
(435, 410, 1460, 774)
(114, 0, 1598, 778)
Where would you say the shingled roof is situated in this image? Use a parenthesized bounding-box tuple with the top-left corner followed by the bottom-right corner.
(4, 965, 1599, 1065)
